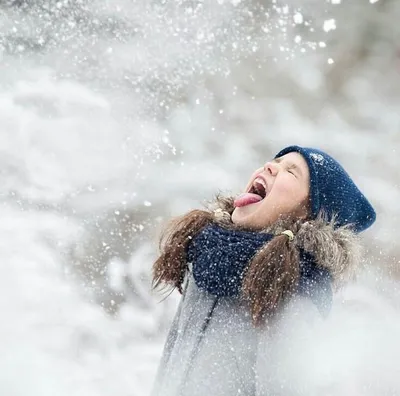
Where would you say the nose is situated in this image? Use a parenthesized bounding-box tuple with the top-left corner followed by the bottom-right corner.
(264, 161, 279, 176)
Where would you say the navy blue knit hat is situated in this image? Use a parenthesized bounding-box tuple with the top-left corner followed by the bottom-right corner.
(275, 146, 376, 233)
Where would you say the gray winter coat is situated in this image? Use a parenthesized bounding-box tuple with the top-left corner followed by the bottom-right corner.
(151, 218, 360, 396)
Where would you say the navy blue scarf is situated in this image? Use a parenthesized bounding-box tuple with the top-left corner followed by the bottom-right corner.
(187, 224, 332, 315)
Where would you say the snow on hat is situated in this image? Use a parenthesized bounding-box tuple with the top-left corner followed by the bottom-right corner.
(275, 145, 376, 233)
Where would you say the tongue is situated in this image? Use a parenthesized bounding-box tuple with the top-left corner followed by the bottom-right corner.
(234, 193, 263, 208)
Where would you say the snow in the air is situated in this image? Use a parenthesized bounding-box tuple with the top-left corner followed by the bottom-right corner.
(0, 0, 400, 395)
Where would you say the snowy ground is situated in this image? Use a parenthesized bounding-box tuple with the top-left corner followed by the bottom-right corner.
(1, 1, 400, 395)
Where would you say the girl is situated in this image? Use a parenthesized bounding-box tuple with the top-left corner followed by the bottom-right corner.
(151, 145, 376, 396)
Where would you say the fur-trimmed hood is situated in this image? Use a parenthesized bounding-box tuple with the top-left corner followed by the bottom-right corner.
(294, 216, 362, 286)
(210, 195, 362, 287)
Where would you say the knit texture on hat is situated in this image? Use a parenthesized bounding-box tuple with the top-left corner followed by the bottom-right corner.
(275, 146, 376, 233)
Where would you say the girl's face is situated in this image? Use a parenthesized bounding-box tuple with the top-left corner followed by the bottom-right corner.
(231, 152, 310, 229)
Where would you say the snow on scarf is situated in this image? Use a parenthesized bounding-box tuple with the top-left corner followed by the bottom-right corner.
(187, 224, 333, 315)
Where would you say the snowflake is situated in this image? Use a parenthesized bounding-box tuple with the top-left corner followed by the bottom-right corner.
(310, 152, 325, 165)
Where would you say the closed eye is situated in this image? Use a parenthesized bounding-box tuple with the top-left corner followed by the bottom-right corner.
(287, 167, 297, 177)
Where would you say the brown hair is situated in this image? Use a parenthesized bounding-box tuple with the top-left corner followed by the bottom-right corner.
(152, 208, 214, 293)
(242, 233, 300, 325)
(152, 195, 304, 326)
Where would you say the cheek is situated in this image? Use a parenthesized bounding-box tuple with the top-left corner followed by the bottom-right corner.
(271, 178, 305, 206)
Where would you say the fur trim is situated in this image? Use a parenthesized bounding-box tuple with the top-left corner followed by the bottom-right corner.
(208, 195, 362, 286)
(294, 215, 362, 286)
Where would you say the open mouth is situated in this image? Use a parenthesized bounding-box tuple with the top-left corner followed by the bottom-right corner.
(248, 176, 268, 200)
(233, 175, 269, 208)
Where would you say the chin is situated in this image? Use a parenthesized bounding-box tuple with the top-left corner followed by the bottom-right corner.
(231, 208, 263, 229)
(231, 208, 243, 225)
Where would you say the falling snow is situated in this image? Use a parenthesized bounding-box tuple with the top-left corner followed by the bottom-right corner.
(323, 19, 337, 32)
(0, 0, 400, 395)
